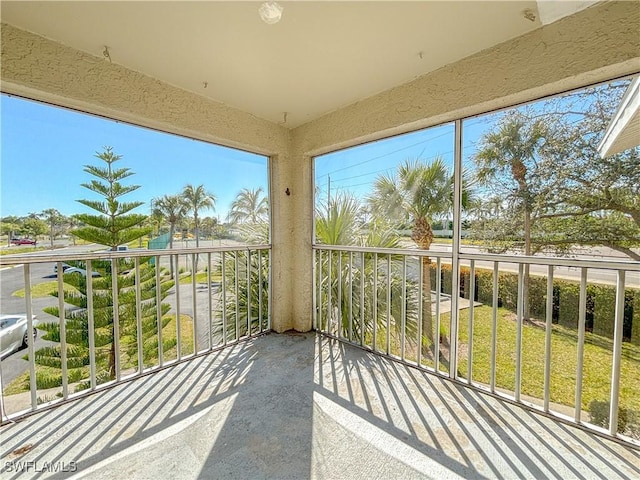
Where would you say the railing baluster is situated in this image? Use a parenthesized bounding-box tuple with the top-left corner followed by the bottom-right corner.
(24, 265, 37, 410)
(373, 253, 378, 352)
(135, 257, 143, 374)
(246, 249, 252, 337)
(267, 248, 272, 331)
(156, 255, 163, 367)
(544, 265, 554, 412)
(327, 251, 333, 335)
(174, 255, 181, 360)
(348, 252, 353, 341)
(490, 261, 498, 393)
(337, 252, 342, 339)
(468, 259, 475, 384)
(360, 251, 365, 347)
(312, 249, 317, 331)
(317, 250, 322, 332)
(401, 255, 407, 360)
(235, 252, 240, 341)
(222, 252, 227, 344)
(515, 263, 523, 402)
(57, 262, 68, 399)
(435, 258, 441, 373)
(575, 267, 587, 422)
(386, 254, 391, 356)
(192, 253, 198, 353)
(112, 259, 121, 380)
(609, 270, 626, 436)
(416, 256, 424, 367)
(258, 249, 264, 334)
(86, 260, 96, 389)
(417, 256, 423, 367)
(207, 252, 213, 349)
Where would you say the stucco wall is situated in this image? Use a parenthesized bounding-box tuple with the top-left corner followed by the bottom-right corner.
(2, 1, 639, 334)
(293, 1, 640, 155)
(288, 0, 640, 332)
(0, 23, 288, 155)
(1, 22, 297, 333)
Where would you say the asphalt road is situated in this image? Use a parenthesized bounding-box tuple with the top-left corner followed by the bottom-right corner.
(0, 260, 61, 387)
(429, 243, 640, 288)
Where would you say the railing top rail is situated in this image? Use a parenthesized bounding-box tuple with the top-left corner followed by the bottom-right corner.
(459, 252, 640, 271)
(313, 244, 453, 258)
(312, 244, 640, 272)
(0, 244, 272, 266)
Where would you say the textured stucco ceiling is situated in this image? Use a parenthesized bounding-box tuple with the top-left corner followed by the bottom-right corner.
(0, 1, 597, 128)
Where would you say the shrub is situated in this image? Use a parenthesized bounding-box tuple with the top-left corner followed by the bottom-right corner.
(430, 262, 639, 343)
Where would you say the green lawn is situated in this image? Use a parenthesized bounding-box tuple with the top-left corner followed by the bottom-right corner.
(1, 246, 48, 256)
(179, 271, 222, 285)
(13, 281, 78, 298)
(365, 305, 639, 414)
(448, 306, 639, 412)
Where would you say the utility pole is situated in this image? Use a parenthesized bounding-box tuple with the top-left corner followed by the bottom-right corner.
(327, 174, 331, 206)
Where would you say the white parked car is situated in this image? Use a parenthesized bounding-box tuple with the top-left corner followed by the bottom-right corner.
(64, 267, 101, 277)
(0, 314, 38, 358)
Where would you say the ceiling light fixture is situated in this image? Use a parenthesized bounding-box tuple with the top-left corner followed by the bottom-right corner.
(259, 1, 283, 24)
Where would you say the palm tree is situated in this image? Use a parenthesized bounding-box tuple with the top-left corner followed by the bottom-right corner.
(474, 113, 546, 319)
(228, 187, 269, 225)
(152, 194, 187, 250)
(315, 194, 359, 245)
(367, 158, 456, 353)
(182, 184, 216, 248)
(316, 193, 419, 350)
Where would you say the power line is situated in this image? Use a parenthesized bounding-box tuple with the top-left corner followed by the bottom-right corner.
(321, 129, 454, 176)
(317, 149, 455, 188)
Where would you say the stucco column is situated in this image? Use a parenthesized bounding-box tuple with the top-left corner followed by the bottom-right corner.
(290, 148, 314, 332)
(269, 139, 314, 333)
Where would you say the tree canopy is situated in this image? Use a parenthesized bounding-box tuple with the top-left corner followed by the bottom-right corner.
(470, 81, 639, 260)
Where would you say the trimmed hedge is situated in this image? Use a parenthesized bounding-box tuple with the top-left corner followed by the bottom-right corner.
(431, 263, 639, 344)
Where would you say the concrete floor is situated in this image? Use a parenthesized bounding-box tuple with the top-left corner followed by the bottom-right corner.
(0, 332, 638, 479)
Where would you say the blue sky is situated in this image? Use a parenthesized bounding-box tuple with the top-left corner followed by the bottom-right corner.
(314, 115, 499, 209)
(0, 94, 269, 220)
(0, 93, 502, 223)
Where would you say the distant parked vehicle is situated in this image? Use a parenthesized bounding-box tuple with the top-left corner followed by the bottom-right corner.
(0, 314, 38, 358)
(53, 263, 72, 274)
(10, 238, 36, 246)
(64, 267, 101, 277)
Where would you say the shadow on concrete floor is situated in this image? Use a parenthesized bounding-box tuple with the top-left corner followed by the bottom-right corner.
(0, 332, 638, 479)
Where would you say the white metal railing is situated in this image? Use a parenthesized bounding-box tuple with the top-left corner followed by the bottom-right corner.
(0, 244, 271, 423)
(313, 244, 640, 445)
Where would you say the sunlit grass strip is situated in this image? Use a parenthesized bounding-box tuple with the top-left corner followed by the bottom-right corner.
(178, 271, 222, 284)
(13, 281, 78, 298)
(0, 246, 48, 256)
(452, 306, 640, 412)
(363, 304, 640, 413)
